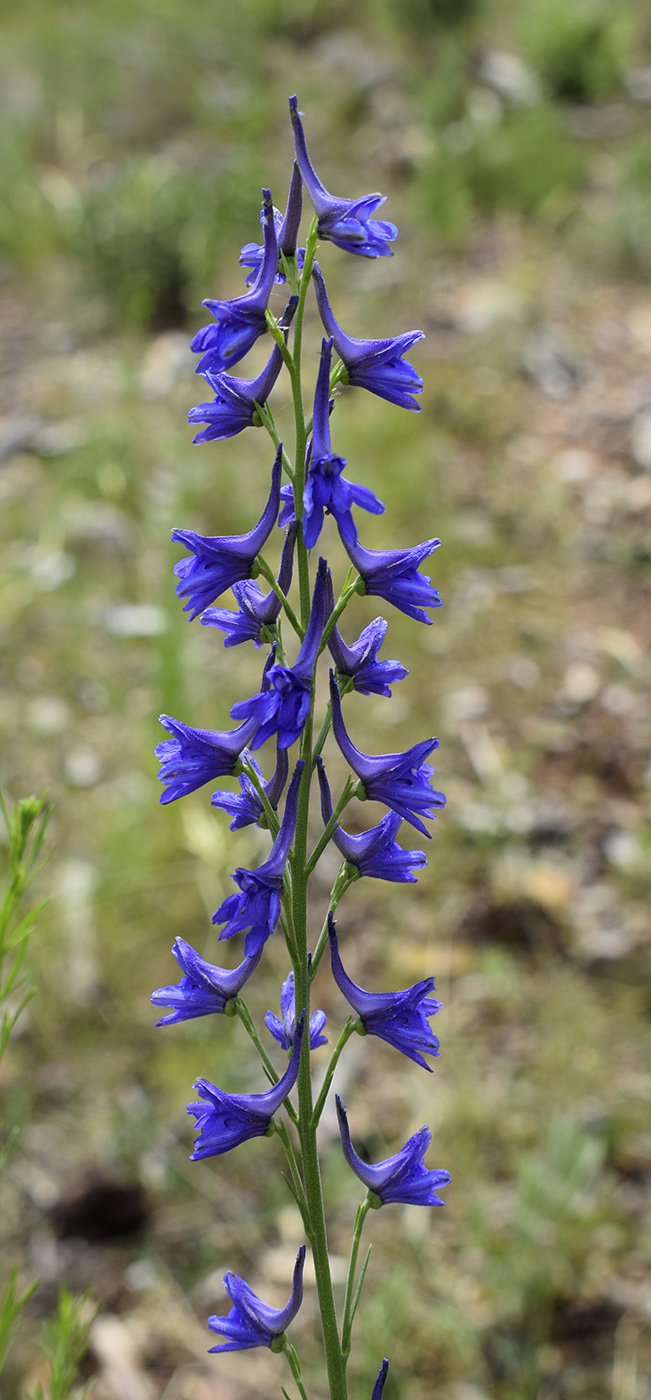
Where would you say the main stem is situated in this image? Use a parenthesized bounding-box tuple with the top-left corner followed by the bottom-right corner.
(290, 224, 348, 1400)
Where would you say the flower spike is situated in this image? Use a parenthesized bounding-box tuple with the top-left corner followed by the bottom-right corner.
(266, 970, 327, 1050)
(189, 296, 298, 444)
(188, 1016, 305, 1159)
(212, 760, 304, 955)
(328, 914, 441, 1069)
(329, 673, 445, 837)
(313, 262, 424, 411)
(317, 758, 427, 882)
(191, 189, 278, 376)
(208, 1246, 306, 1352)
(290, 96, 398, 258)
(172, 445, 283, 620)
(240, 161, 305, 286)
(336, 1096, 450, 1205)
(151, 939, 262, 1025)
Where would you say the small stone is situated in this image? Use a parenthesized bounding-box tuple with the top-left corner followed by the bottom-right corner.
(65, 748, 102, 787)
(27, 697, 70, 734)
(552, 448, 597, 482)
(510, 657, 540, 689)
(559, 663, 601, 705)
(447, 685, 489, 723)
(102, 603, 166, 637)
(476, 51, 541, 106)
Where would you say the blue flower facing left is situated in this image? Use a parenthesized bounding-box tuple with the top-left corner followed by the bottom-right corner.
(191, 189, 278, 376)
(151, 938, 262, 1025)
(172, 445, 283, 620)
(208, 1246, 305, 1352)
(188, 1015, 304, 1159)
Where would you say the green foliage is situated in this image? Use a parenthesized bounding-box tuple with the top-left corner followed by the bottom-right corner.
(0, 1271, 40, 1377)
(415, 104, 585, 242)
(67, 157, 259, 329)
(392, 0, 484, 33)
(0, 794, 50, 1066)
(481, 1116, 609, 1323)
(27, 1289, 96, 1400)
(0, 794, 50, 1384)
(522, 0, 632, 103)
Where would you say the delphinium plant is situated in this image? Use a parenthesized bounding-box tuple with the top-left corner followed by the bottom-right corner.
(151, 96, 449, 1400)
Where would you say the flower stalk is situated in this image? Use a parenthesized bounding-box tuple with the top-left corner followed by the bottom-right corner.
(151, 94, 448, 1400)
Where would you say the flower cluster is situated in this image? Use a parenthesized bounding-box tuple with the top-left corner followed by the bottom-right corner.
(150, 94, 448, 1400)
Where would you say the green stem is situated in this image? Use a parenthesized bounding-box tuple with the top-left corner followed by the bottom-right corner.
(306, 777, 355, 876)
(311, 702, 331, 767)
(280, 1337, 312, 1400)
(311, 1018, 356, 1129)
(341, 1199, 371, 1359)
(256, 554, 304, 638)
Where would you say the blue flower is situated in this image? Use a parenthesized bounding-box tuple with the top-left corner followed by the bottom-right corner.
(300, 338, 384, 548)
(313, 263, 424, 411)
(151, 938, 262, 1026)
(239, 162, 305, 286)
(329, 673, 445, 838)
(328, 914, 441, 1070)
(156, 714, 257, 805)
(343, 533, 442, 626)
(371, 1360, 390, 1400)
(230, 557, 328, 750)
(191, 190, 278, 376)
(329, 617, 407, 697)
(188, 1017, 305, 1159)
(290, 96, 397, 258)
(265, 971, 327, 1050)
(172, 446, 282, 620)
(208, 1246, 305, 1352)
(336, 1096, 450, 1205)
(188, 297, 297, 444)
(317, 758, 427, 882)
(202, 523, 297, 646)
(324, 572, 407, 697)
(211, 741, 289, 830)
(212, 761, 303, 955)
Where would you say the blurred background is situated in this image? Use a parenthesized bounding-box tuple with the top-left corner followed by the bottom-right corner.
(1, 0, 650, 1397)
